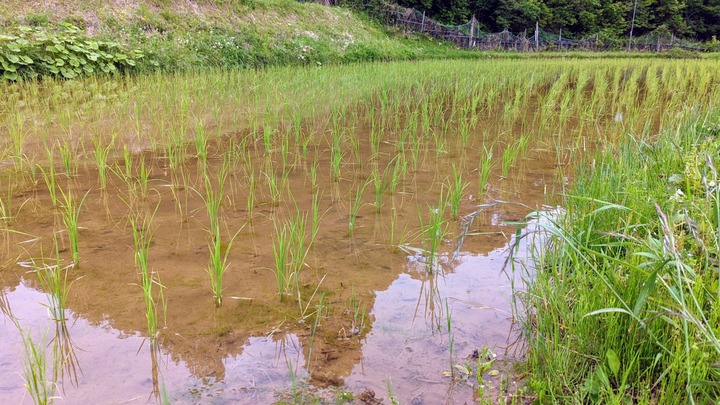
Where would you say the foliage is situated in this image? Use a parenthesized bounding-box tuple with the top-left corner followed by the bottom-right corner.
(0, 23, 144, 81)
(523, 108, 720, 402)
(394, 0, 720, 41)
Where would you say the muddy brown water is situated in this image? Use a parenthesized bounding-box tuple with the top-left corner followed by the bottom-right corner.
(0, 110, 577, 404)
(2, 59, 717, 404)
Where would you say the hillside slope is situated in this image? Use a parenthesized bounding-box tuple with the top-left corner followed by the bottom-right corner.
(1, 0, 467, 71)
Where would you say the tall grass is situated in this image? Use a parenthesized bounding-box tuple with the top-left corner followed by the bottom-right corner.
(521, 108, 720, 403)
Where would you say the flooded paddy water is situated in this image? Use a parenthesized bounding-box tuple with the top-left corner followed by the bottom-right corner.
(1, 59, 719, 404)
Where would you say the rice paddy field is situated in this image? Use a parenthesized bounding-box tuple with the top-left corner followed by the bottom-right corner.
(1, 59, 719, 404)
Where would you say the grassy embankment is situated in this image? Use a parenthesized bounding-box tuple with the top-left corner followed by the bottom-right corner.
(2, 0, 719, 81)
(0, 0, 481, 75)
(524, 105, 720, 403)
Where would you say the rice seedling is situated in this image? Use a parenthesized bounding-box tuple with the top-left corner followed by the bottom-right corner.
(91, 135, 114, 191)
(57, 140, 77, 178)
(501, 140, 522, 178)
(370, 164, 386, 213)
(57, 186, 89, 268)
(38, 154, 58, 198)
(0, 178, 17, 226)
(306, 292, 326, 370)
(136, 156, 152, 201)
(301, 134, 313, 162)
(263, 161, 283, 208)
(310, 190, 322, 247)
(433, 129, 448, 158)
(329, 137, 343, 182)
(280, 127, 291, 170)
(246, 171, 256, 220)
(478, 146, 494, 200)
(272, 221, 291, 301)
(418, 189, 447, 273)
(207, 223, 243, 308)
(33, 240, 74, 322)
(348, 178, 371, 237)
(388, 155, 405, 196)
(458, 119, 471, 148)
(309, 160, 319, 191)
(129, 207, 166, 337)
(7, 112, 28, 171)
(409, 132, 423, 171)
(448, 163, 467, 221)
(1, 58, 719, 402)
(123, 145, 133, 180)
(287, 211, 308, 276)
(166, 141, 186, 181)
(369, 122, 382, 158)
(262, 123, 275, 156)
(194, 121, 209, 167)
(291, 110, 303, 144)
(347, 287, 367, 336)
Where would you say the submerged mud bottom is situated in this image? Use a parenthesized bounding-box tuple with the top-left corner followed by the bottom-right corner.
(0, 116, 564, 403)
(0, 209, 547, 404)
(2, 58, 717, 404)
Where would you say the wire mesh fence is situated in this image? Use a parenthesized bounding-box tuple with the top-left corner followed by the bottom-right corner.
(302, 0, 707, 52)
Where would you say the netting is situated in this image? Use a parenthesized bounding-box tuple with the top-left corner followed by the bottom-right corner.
(315, 1, 707, 52)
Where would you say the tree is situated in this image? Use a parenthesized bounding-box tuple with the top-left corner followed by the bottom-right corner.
(684, 0, 720, 40)
(494, 0, 551, 31)
(390, 0, 719, 40)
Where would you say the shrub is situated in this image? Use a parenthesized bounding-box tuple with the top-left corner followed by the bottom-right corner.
(0, 23, 146, 81)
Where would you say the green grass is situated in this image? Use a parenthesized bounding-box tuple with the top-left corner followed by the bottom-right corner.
(8, 0, 711, 82)
(521, 107, 720, 403)
(0, 0, 501, 78)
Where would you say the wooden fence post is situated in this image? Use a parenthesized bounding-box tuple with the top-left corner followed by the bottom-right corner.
(535, 21, 539, 50)
(421, 11, 425, 33)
